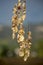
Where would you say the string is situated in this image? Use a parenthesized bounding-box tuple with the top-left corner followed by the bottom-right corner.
(28, 0, 31, 32)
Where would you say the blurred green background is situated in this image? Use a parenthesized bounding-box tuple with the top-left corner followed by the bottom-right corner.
(0, 24, 43, 58)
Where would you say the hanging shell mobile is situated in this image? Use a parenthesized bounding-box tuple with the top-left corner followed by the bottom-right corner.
(12, 0, 32, 61)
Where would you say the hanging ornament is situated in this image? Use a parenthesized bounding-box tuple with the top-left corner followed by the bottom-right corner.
(11, 0, 32, 61)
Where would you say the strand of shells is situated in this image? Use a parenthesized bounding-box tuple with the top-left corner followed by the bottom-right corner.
(12, 0, 32, 61)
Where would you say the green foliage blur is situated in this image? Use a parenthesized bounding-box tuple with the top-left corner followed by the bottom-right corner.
(0, 24, 43, 58)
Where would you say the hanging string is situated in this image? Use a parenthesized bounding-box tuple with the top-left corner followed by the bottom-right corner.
(28, 0, 31, 32)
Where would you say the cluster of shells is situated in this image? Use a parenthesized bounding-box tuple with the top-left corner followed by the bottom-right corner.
(12, 0, 32, 61)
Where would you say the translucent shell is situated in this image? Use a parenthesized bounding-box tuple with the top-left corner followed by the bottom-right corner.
(29, 42, 32, 45)
(18, 28, 25, 34)
(22, 40, 28, 48)
(19, 46, 24, 51)
(28, 31, 31, 36)
(17, 5, 21, 10)
(28, 31, 32, 40)
(12, 16, 14, 22)
(20, 45, 25, 49)
(20, 43, 26, 49)
(19, 50, 24, 57)
(18, 17, 22, 24)
(12, 15, 17, 22)
(24, 55, 28, 61)
(13, 7, 17, 14)
(18, 0, 21, 2)
(14, 26, 18, 32)
(12, 26, 18, 33)
(12, 33, 15, 39)
(22, 3, 25, 7)
(18, 2, 21, 7)
(17, 34, 24, 43)
(25, 49, 30, 56)
(28, 36, 32, 40)
(12, 27, 14, 31)
(23, 11, 26, 14)
(24, 50, 30, 61)
(22, 15, 26, 21)
(22, 3, 26, 9)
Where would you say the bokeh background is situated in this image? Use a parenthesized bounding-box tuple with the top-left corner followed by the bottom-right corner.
(0, 0, 43, 65)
